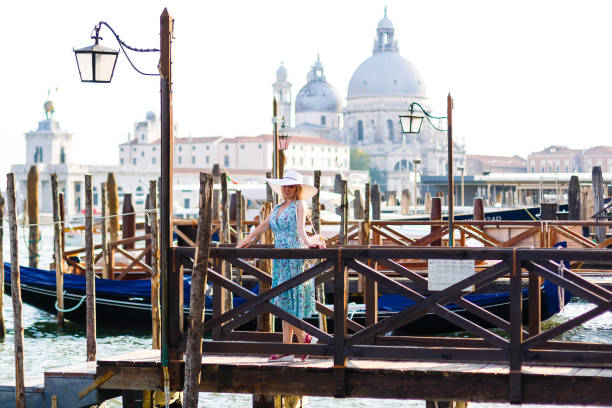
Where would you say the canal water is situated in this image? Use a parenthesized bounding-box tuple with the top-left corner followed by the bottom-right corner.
(0, 225, 610, 407)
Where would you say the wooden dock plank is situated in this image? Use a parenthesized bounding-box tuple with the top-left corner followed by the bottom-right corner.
(72, 349, 612, 405)
(45, 361, 97, 379)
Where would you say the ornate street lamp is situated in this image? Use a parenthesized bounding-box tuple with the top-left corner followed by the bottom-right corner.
(399, 95, 455, 245)
(399, 104, 424, 134)
(73, 25, 119, 83)
(74, 10, 175, 397)
(278, 116, 290, 151)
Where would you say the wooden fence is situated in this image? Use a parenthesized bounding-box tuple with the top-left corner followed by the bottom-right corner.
(171, 246, 611, 398)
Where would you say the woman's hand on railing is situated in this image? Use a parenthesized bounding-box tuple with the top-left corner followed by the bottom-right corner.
(236, 236, 252, 248)
(308, 234, 326, 249)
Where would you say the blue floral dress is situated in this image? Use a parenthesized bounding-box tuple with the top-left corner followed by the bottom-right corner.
(269, 200, 316, 319)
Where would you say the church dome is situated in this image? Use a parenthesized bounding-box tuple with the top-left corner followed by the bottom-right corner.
(276, 63, 288, 82)
(377, 15, 394, 29)
(347, 53, 426, 98)
(347, 9, 426, 99)
(295, 56, 342, 113)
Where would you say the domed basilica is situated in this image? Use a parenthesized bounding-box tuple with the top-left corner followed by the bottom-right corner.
(274, 9, 466, 194)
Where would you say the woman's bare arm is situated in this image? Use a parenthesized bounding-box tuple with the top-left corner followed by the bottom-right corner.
(297, 201, 322, 248)
(236, 215, 270, 248)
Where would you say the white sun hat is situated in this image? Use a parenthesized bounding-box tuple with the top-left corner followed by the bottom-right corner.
(266, 169, 318, 200)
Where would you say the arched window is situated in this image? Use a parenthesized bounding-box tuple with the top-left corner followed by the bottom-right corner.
(387, 119, 394, 141)
(357, 120, 364, 141)
(393, 160, 409, 171)
(60, 147, 66, 164)
(224, 155, 230, 167)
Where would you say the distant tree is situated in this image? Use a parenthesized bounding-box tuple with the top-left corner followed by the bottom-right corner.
(350, 147, 370, 170)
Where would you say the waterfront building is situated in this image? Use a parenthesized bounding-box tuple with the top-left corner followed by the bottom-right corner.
(117, 112, 356, 190)
(11, 102, 155, 216)
(526, 145, 612, 174)
(275, 9, 467, 198)
(466, 154, 527, 175)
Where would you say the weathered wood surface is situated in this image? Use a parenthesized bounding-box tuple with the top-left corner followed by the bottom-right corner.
(339, 179, 348, 245)
(592, 165, 606, 242)
(51, 174, 64, 328)
(400, 189, 410, 215)
(184, 173, 213, 408)
(8, 174, 26, 408)
(93, 350, 612, 406)
(27, 165, 39, 268)
(121, 194, 136, 249)
(568, 175, 580, 221)
(371, 184, 381, 220)
(257, 203, 274, 333)
(106, 172, 120, 242)
(149, 180, 161, 350)
(100, 182, 110, 279)
(85, 176, 96, 362)
(353, 189, 364, 219)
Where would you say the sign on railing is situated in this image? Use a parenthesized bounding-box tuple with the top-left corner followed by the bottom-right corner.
(428, 259, 475, 291)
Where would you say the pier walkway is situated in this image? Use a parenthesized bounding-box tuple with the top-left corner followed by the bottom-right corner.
(3, 244, 612, 407)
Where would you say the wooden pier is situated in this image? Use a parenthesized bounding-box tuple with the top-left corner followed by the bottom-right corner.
(2, 169, 612, 407)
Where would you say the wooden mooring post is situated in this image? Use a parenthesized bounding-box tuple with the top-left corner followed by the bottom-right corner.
(568, 175, 580, 221)
(353, 189, 364, 219)
(51, 174, 64, 328)
(100, 182, 110, 279)
(592, 165, 606, 242)
(371, 183, 381, 220)
(256, 202, 274, 333)
(122, 193, 136, 250)
(339, 179, 348, 244)
(184, 173, 213, 408)
(212, 164, 221, 220)
(0, 190, 5, 338)
(312, 170, 321, 234)
(7, 173, 25, 408)
(107, 172, 120, 242)
(150, 180, 161, 350)
(430, 197, 442, 246)
(221, 173, 232, 312)
(59, 193, 66, 254)
(311, 170, 326, 332)
(85, 175, 96, 361)
(27, 165, 39, 268)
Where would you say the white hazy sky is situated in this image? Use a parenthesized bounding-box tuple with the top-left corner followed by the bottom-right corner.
(2, 0, 612, 177)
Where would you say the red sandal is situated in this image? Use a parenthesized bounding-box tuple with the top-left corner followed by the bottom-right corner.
(300, 334, 319, 361)
(268, 354, 294, 362)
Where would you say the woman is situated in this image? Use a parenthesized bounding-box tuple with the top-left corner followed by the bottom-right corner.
(237, 170, 324, 362)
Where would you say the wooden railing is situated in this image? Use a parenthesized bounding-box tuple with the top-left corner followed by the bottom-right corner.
(324, 219, 612, 251)
(173, 247, 611, 378)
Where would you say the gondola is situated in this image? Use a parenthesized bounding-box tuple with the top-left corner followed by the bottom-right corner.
(3, 262, 571, 335)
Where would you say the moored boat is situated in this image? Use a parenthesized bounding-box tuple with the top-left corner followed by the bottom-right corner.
(3, 262, 571, 335)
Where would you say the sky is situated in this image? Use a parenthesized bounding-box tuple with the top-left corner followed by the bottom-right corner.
(2, 0, 612, 177)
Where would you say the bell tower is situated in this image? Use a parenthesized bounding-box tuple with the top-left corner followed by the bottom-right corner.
(273, 62, 292, 127)
(25, 100, 73, 166)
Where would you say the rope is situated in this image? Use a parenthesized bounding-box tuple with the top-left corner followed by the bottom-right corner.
(0, 209, 159, 230)
(55, 290, 86, 313)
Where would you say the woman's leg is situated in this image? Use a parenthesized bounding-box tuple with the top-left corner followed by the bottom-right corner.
(291, 324, 306, 343)
(282, 321, 294, 344)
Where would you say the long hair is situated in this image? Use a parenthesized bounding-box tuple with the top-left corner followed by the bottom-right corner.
(295, 185, 303, 200)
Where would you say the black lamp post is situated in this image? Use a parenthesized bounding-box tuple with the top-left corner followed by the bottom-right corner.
(74, 8, 176, 390)
(400, 94, 455, 246)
